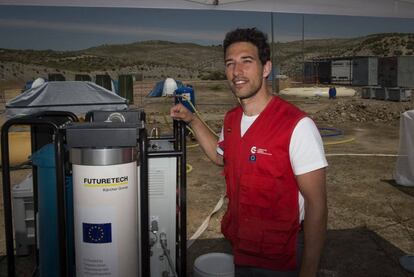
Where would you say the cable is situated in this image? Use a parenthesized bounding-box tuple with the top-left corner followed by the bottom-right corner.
(175, 94, 219, 138)
(319, 127, 343, 137)
(159, 232, 177, 277)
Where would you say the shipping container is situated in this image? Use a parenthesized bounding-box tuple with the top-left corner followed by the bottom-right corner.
(95, 74, 113, 91)
(75, 74, 92, 81)
(387, 87, 411, 101)
(331, 59, 353, 85)
(352, 57, 378, 86)
(378, 56, 414, 88)
(304, 60, 331, 84)
(118, 74, 134, 104)
(48, 73, 65, 81)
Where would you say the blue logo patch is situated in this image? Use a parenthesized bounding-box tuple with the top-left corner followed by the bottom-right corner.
(249, 154, 256, 162)
(83, 223, 112, 244)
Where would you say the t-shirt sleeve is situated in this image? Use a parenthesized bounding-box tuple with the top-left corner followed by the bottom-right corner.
(217, 127, 224, 156)
(289, 117, 328, 175)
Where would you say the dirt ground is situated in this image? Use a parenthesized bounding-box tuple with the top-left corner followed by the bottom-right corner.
(138, 81, 414, 276)
(1, 81, 414, 276)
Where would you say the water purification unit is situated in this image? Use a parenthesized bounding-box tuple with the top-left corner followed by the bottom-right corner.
(1, 109, 188, 277)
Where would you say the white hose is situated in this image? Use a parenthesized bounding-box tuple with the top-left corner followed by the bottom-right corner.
(187, 194, 225, 249)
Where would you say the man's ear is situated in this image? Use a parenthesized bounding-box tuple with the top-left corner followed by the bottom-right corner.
(263, 61, 272, 78)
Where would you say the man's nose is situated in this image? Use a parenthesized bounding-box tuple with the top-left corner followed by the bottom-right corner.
(232, 62, 243, 76)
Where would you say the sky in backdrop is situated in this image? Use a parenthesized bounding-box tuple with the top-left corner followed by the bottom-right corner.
(0, 5, 414, 50)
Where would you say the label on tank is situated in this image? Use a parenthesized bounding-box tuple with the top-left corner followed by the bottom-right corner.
(72, 162, 138, 277)
(77, 206, 118, 276)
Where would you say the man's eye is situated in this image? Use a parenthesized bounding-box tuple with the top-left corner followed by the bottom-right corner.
(225, 62, 234, 67)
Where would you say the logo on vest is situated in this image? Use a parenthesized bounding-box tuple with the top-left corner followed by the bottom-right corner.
(250, 146, 272, 156)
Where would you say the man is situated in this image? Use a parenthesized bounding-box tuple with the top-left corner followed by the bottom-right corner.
(171, 28, 327, 276)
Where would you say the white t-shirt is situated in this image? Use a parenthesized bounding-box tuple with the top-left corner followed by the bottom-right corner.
(217, 114, 328, 221)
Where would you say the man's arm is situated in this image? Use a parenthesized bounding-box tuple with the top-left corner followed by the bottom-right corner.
(297, 167, 327, 277)
(170, 103, 223, 165)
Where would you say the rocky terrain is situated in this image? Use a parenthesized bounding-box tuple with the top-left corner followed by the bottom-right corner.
(312, 97, 414, 124)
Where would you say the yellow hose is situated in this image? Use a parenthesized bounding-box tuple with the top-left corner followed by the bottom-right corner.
(177, 95, 219, 138)
(186, 163, 193, 174)
(324, 137, 355, 146)
(187, 143, 200, 149)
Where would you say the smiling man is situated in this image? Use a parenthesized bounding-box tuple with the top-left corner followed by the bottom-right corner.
(171, 27, 328, 277)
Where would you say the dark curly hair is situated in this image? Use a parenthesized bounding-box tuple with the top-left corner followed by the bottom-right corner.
(223, 27, 270, 66)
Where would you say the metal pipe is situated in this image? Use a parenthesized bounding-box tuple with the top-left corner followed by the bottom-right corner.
(147, 151, 184, 158)
(1, 121, 15, 277)
(139, 128, 150, 277)
(179, 120, 187, 277)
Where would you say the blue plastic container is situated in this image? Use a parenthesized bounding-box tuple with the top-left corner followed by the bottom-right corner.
(31, 144, 74, 277)
(175, 85, 196, 113)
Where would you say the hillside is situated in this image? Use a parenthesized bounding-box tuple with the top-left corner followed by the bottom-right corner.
(0, 32, 413, 82)
(276, 33, 414, 77)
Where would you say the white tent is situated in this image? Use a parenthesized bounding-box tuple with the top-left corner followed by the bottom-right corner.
(6, 81, 128, 118)
(1, 0, 414, 18)
(394, 110, 414, 187)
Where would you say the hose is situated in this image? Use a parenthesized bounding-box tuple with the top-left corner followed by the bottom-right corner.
(317, 127, 355, 145)
(186, 163, 193, 174)
(187, 194, 225, 249)
(323, 137, 355, 146)
(186, 143, 200, 149)
(175, 94, 219, 138)
(326, 153, 402, 157)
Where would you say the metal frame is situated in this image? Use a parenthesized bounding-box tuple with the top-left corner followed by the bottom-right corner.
(148, 120, 187, 277)
(2, 111, 187, 277)
(1, 111, 77, 277)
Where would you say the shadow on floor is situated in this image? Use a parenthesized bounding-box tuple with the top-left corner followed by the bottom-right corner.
(1, 226, 412, 277)
(188, 226, 414, 277)
(382, 179, 414, 198)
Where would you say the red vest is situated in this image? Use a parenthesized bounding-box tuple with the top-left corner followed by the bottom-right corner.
(220, 96, 306, 271)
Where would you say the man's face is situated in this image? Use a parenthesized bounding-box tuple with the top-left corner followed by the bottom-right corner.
(224, 41, 269, 100)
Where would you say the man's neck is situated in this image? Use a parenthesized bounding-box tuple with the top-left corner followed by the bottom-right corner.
(240, 90, 273, 116)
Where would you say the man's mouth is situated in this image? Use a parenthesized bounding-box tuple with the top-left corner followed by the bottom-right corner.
(233, 79, 248, 86)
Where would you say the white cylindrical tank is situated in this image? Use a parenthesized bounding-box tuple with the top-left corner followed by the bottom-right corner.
(71, 148, 139, 277)
(162, 78, 177, 96)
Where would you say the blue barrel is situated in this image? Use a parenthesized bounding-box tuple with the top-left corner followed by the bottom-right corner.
(175, 85, 196, 113)
(31, 144, 74, 277)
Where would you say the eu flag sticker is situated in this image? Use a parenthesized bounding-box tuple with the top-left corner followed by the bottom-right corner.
(83, 223, 112, 243)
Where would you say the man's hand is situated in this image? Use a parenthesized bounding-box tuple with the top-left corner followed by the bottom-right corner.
(170, 102, 223, 165)
(170, 103, 195, 124)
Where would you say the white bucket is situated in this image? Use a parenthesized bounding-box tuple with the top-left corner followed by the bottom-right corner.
(193, 253, 234, 277)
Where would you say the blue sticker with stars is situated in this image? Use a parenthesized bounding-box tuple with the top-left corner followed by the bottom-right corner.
(249, 154, 256, 162)
(83, 223, 112, 244)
